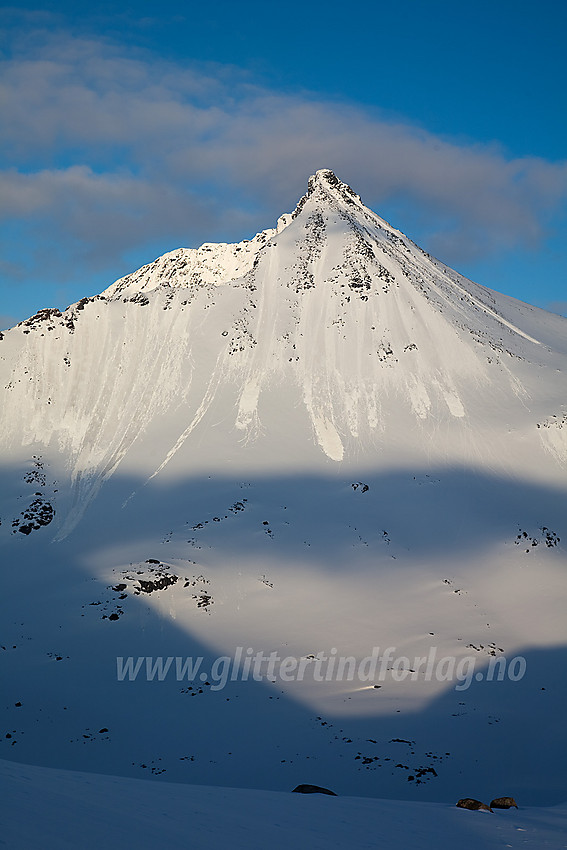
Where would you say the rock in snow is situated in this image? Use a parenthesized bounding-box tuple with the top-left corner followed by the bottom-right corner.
(292, 783, 338, 796)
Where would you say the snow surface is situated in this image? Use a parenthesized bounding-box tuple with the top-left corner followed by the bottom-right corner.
(2, 759, 566, 850)
(1, 169, 566, 844)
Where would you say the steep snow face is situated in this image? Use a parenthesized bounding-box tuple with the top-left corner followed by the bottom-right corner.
(1, 169, 565, 504)
(0, 166, 566, 540)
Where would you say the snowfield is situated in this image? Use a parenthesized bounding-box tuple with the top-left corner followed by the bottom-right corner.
(2, 759, 567, 850)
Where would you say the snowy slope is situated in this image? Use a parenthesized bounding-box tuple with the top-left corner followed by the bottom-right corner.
(2, 169, 566, 505)
(2, 759, 567, 850)
(0, 171, 566, 819)
(102, 212, 293, 300)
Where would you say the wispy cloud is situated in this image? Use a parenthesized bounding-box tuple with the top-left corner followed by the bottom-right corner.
(1, 27, 567, 292)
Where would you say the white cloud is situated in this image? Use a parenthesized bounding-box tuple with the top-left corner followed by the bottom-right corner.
(1, 28, 567, 288)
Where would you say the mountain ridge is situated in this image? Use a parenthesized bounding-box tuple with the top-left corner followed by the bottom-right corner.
(1, 169, 565, 494)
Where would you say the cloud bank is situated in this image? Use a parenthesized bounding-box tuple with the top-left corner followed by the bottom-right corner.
(1, 27, 567, 299)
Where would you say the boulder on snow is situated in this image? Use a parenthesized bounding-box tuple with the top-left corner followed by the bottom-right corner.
(456, 798, 492, 812)
(292, 784, 337, 796)
(490, 796, 518, 809)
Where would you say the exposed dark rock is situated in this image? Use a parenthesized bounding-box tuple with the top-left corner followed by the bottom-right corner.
(136, 574, 178, 594)
(15, 498, 54, 533)
(456, 798, 492, 812)
(292, 784, 337, 796)
(490, 796, 518, 809)
(351, 482, 369, 493)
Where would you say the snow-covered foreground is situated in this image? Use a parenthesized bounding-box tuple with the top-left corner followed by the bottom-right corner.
(2, 466, 566, 805)
(2, 759, 566, 850)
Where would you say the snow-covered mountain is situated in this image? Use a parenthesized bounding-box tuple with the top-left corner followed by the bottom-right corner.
(1, 170, 566, 813)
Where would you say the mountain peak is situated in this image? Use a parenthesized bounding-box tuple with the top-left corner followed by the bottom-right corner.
(292, 169, 364, 218)
(309, 168, 349, 191)
(1, 167, 564, 481)
(309, 168, 341, 187)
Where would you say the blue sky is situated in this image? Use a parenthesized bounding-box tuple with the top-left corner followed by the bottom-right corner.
(1, 0, 566, 328)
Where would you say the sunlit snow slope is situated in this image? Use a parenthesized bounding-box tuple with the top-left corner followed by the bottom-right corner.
(1, 170, 566, 807)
